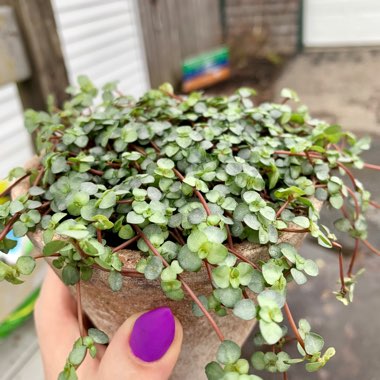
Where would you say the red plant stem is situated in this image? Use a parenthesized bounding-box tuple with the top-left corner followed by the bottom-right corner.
(280, 228, 310, 233)
(173, 228, 186, 245)
(284, 302, 305, 350)
(273, 150, 321, 159)
(227, 246, 260, 270)
(347, 239, 360, 277)
(67, 161, 104, 176)
(38, 201, 50, 209)
(362, 239, 380, 256)
(305, 151, 314, 166)
(96, 229, 102, 243)
(89, 168, 104, 176)
(276, 197, 292, 218)
(179, 278, 224, 341)
(117, 199, 133, 204)
(42, 207, 51, 217)
(169, 230, 183, 245)
(33, 167, 45, 187)
(0, 213, 20, 241)
(332, 242, 348, 293)
(283, 371, 289, 380)
(129, 144, 147, 156)
(173, 168, 212, 216)
(340, 204, 350, 220)
(112, 234, 141, 253)
(93, 263, 144, 278)
(0, 172, 31, 199)
(369, 200, 380, 209)
(336, 162, 358, 190)
(76, 281, 86, 338)
(225, 224, 234, 249)
(344, 187, 360, 221)
(106, 162, 121, 168)
(119, 268, 145, 278)
(332, 143, 342, 152)
(150, 141, 161, 153)
(33, 253, 60, 260)
(169, 230, 185, 246)
(363, 163, 380, 171)
(132, 161, 141, 172)
(72, 239, 145, 278)
(204, 260, 215, 290)
(134, 225, 225, 342)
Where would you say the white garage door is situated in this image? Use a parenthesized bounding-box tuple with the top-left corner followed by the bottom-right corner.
(304, 0, 380, 47)
(0, 84, 34, 179)
(52, 0, 150, 97)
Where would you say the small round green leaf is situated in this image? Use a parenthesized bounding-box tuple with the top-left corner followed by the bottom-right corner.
(88, 328, 109, 344)
(217, 340, 241, 365)
(304, 332, 324, 355)
(233, 299, 257, 320)
(259, 320, 283, 345)
(16, 256, 36, 275)
(69, 345, 87, 366)
(108, 270, 123, 291)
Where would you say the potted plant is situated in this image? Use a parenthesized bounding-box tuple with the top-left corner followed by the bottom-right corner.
(0, 77, 379, 380)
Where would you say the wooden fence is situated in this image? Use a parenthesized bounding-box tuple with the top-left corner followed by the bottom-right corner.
(138, 0, 223, 88)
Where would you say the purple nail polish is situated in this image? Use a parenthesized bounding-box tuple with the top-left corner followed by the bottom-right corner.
(130, 307, 175, 362)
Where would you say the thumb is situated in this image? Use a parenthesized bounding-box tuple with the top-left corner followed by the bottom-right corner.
(98, 307, 183, 380)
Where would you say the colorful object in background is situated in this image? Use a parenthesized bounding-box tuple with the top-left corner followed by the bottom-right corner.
(0, 288, 40, 338)
(182, 46, 230, 92)
(0, 232, 40, 339)
(0, 179, 9, 205)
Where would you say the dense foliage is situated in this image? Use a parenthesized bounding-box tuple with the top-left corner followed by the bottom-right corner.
(0, 77, 378, 379)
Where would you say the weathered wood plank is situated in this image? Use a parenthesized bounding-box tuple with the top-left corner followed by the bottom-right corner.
(0, 0, 69, 109)
(0, 6, 30, 86)
(138, 0, 222, 87)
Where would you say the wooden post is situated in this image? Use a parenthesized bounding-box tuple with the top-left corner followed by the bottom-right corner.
(0, 0, 69, 110)
(138, 0, 222, 88)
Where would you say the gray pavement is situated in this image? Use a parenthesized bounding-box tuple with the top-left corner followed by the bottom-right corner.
(274, 48, 380, 136)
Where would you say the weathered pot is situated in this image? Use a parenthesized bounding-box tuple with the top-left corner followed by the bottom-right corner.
(13, 159, 317, 379)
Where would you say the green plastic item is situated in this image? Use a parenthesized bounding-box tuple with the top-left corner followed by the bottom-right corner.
(0, 235, 40, 339)
(0, 287, 40, 339)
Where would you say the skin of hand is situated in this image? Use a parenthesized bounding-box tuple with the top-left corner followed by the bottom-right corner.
(34, 268, 183, 380)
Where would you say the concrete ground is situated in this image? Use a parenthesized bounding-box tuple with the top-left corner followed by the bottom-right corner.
(244, 49, 380, 379)
(274, 48, 380, 136)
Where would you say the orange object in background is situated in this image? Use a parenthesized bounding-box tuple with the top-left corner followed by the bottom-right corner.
(182, 47, 230, 93)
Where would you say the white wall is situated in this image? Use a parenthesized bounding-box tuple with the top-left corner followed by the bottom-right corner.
(52, 0, 150, 97)
(0, 84, 34, 178)
(304, 0, 380, 47)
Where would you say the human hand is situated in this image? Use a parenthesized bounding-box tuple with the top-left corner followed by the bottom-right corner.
(34, 268, 183, 379)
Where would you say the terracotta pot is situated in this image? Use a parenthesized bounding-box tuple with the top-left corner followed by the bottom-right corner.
(13, 158, 318, 379)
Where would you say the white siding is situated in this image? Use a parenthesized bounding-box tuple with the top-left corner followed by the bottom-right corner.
(0, 1, 149, 179)
(304, 0, 380, 47)
(52, 0, 150, 97)
(0, 84, 33, 178)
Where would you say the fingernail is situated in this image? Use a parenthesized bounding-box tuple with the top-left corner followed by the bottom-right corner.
(130, 307, 175, 362)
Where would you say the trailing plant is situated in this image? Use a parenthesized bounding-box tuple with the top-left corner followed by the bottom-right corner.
(0, 77, 379, 379)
